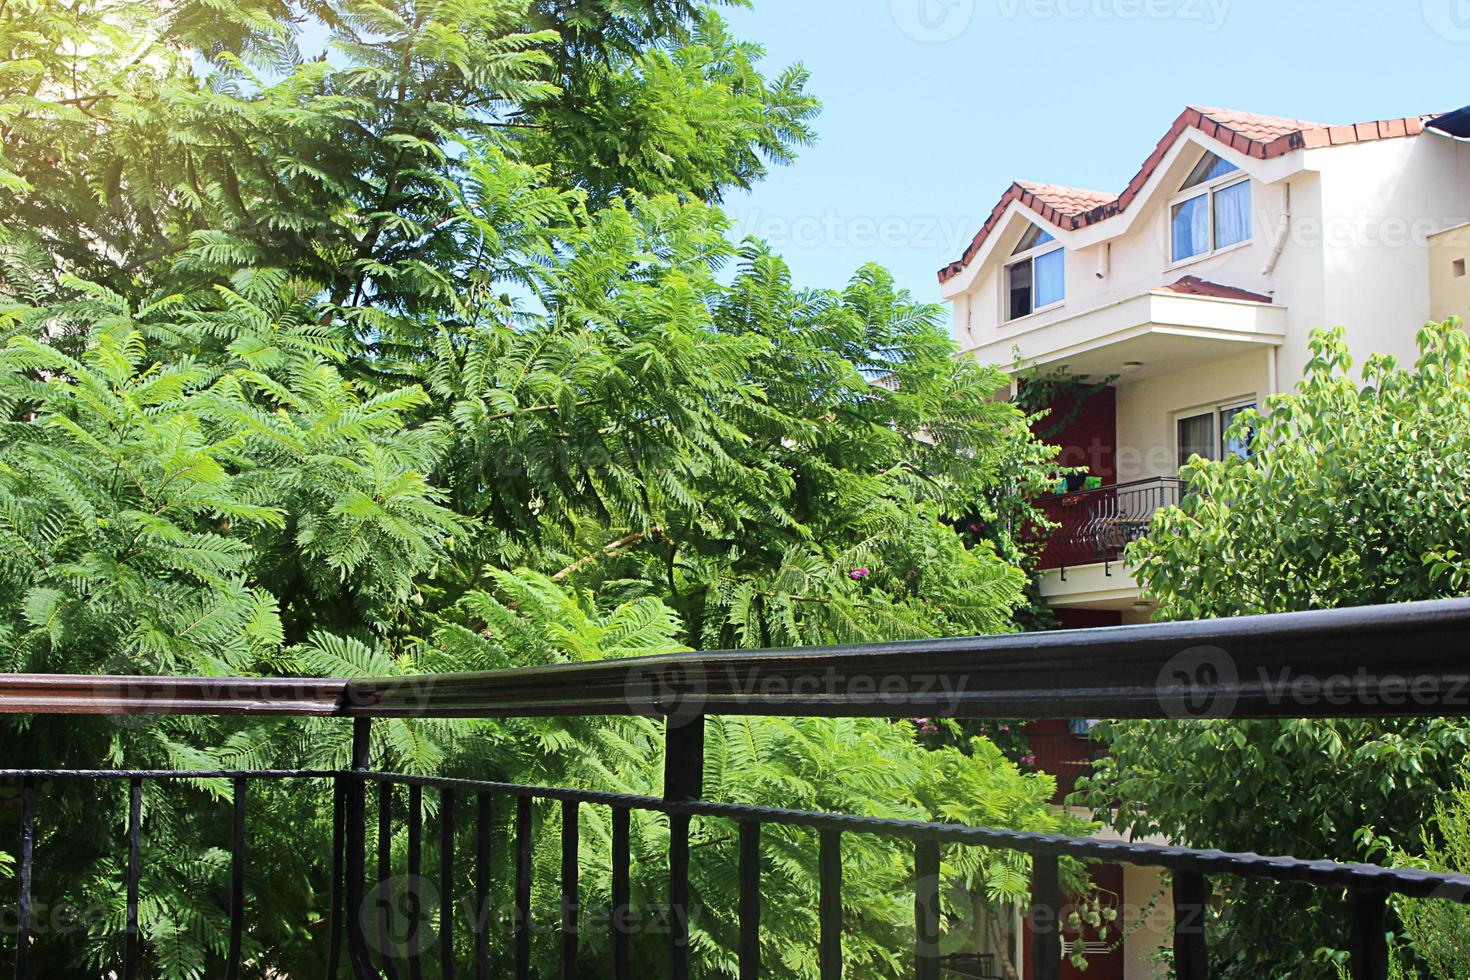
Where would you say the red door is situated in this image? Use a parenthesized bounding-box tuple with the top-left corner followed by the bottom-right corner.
(1022, 864, 1126, 980)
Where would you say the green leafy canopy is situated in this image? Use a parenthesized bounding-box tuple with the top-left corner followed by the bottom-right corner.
(0, 1, 1068, 976)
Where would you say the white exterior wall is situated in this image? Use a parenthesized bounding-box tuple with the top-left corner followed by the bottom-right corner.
(1095, 164, 1282, 311)
(939, 122, 1470, 980)
(1298, 134, 1470, 377)
(949, 129, 1470, 386)
(1114, 349, 1270, 482)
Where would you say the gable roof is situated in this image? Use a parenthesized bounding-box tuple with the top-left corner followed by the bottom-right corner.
(939, 106, 1438, 285)
(1014, 181, 1116, 217)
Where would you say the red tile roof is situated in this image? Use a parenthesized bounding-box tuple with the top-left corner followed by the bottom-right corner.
(1156, 275, 1272, 304)
(1190, 107, 1325, 142)
(939, 106, 1439, 285)
(1014, 181, 1116, 216)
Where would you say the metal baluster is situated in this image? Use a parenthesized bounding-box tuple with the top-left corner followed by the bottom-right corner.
(819, 830, 841, 980)
(378, 782, 400, 979)
(16, 776, 34, 980)
(346, 719, 380, 980)
(1029, 853, 1061, 980)
(514, 796, 532, 980)
(612, 806, 631, 980)
(738, 821, 760, 980)
(327, 780, 346, 979)
(123, 777, 142, 980)
(226, 777, 247, 980)
(1349, 889, 1389, 980)
(914, 840, 940, 980)
(474, 793, 491, 980)
(407, 785, 424, 980)
(664, 716, 705, 980)
(560, 800, 578, 980)
(1172, 871, 1208, 980)
(669, 812, 692, 980)
(439, 790, 455, 980)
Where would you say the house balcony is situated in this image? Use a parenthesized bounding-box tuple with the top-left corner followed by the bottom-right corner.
(1032, 477, 1181, 612)
(965, 281, 1287, 384)
(3, 602, 1469, 979)
(1035, 477, 1183, 572)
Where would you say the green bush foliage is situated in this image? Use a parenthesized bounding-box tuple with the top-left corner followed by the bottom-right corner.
(1079, 321, 1470, 978)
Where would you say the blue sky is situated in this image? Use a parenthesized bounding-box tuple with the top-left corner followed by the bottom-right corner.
(720, 0, 1470, 304)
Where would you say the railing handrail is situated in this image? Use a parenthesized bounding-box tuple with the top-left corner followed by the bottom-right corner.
(1034, 474, 1185, 503)
(8, 600, 1467, 979)
(0, 673, 348, 716)
(3, 597, 1470, 720)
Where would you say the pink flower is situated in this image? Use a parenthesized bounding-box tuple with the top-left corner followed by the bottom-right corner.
(849, 567, 870, 581)
(1020, 754, 1037, 765)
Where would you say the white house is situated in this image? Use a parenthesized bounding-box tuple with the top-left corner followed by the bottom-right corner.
(938, 105, 1470, 980)
(940, 105, 1470, 622)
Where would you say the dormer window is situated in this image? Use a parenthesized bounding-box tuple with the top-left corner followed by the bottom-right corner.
(1005, 225, 1064, 321)
(1170, 152, 1251, 263)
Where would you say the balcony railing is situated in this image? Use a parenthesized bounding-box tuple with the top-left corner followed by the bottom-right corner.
(1035, 476, 1184, 571)
(5, 599, 1470, 979)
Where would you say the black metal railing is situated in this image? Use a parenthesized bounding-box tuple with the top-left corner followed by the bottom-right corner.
(1035, 476, 1184, 571)
(7, 598, 1470, 980)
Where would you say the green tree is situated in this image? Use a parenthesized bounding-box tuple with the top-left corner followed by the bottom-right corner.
(520, 4, 819, 204)
(0, 271, 1061, 973)
(0, 0, 1068, 975)
(0, 0, 812, 324)
(1077, 320, 1470, 978)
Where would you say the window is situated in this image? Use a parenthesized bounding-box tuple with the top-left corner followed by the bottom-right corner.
(1219, 403, 1256, 459)
(1176, 412, 1215, 468)
(1177, 400, 1257, 468)
(1005, 225, 1064, 321)
(1170, 152, 1251, 263)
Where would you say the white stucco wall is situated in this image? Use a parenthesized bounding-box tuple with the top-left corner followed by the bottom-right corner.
(949, 130, 1289, 363)
(947, 126, 1470, 389)
(1114, 349, 1270, 482)
(1295, 134, 1470, 378)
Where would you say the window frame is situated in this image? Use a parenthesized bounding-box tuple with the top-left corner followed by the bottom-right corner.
(1167, 166, 1253, 268)
(1002, 229, 1066, 323)
(1174, 397, 1258, 469)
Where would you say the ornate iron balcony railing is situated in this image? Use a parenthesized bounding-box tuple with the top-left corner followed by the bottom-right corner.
(1034, 476, 1185, 571)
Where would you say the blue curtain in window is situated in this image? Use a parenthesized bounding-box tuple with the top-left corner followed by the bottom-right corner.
(1034, 248, 1064, 307)
(1213, 180, 1251, 250)
(1172, 194, 1209, 262)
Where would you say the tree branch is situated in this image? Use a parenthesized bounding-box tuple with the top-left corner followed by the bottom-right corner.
(551, 528, 659, 581)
